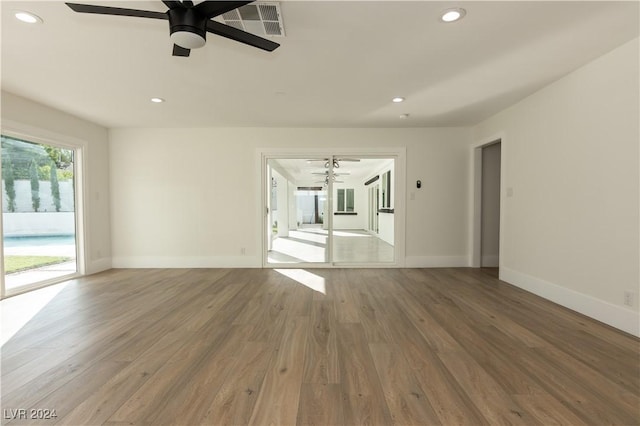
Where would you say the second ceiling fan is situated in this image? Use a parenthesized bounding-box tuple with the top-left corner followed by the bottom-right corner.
(65, 1, 280, 57)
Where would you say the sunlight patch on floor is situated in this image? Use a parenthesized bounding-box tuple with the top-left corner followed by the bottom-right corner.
(271, 237, 326, 263)
(275, 268, 326, 294)
(1, 281, 70, 346)
(332, 230, 370, 237)
(289, 229, 328, 244)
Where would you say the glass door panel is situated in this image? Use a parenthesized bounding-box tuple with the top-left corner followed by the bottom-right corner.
(266, 158, 328, 264)
(331, 157, 394, 264)
(2, 135, 78, 293)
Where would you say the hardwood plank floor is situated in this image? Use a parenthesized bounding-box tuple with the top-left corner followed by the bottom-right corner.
(1, 267, 639, 425)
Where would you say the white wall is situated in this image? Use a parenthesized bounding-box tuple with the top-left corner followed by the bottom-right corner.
(1, 91, 112, 275)
(405, 132, 471, 266)
(378, 212, 394, 246)
(109, 127, 471, 268)
(473, 38, 640, 336)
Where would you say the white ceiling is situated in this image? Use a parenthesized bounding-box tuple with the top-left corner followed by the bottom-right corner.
(1, 1, 638, 129)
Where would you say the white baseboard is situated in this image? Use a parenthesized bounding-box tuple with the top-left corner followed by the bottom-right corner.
(111, 256, 261, 268)
(86, 258, 112, 274)
(501, 267, 640, 337)
(404, 256, 469, 268)
(113, 255, 470, 269)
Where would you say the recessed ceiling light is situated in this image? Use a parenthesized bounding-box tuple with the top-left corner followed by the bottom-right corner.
(392, 97, 405, 103)
(150, 97, 165, 103)
(14, 11, 42, 24)
(441, 8, 466, 23)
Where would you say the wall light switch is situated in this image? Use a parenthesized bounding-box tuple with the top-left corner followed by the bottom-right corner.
(507, 187, 514, 197)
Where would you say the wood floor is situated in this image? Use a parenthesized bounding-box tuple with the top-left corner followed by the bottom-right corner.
(1, 268, 639, 425)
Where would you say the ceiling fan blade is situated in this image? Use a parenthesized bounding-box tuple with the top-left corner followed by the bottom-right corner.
(65, 3, 168, 20)
(162, 1, 185, 9)
(312, 172, 350, 176)
(206, 20, 279, 51)
(173, 44, 191, 57)
(195, 1, 252, 18)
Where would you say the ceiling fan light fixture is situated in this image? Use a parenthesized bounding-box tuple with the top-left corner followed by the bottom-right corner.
(441, 8, 466, 23)
(14, 11, 42, 24)
(168, 8, 207, 49)
(170, 31, 206, 49)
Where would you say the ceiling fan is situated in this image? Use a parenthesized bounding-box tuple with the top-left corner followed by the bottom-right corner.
(315, 177, 344, 186)
(65, 1, 280, 57)
(312, 171, 351, 176)
(306, 158, 360, 169)
(313, 170, 347, 186)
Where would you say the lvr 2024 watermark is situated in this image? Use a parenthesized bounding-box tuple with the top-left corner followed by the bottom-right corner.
(3, 409, 57, 420)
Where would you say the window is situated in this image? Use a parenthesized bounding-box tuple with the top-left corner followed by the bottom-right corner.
(336, 188, 354, 212)
(346, 188, 354, 212)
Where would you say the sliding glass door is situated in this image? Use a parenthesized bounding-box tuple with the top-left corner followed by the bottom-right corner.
(2, 135, 78, 294)
(266, 158, 329, 264)
(265, 155, 395, 266)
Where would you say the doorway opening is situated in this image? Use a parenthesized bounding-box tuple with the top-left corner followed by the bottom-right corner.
(264, 155, 397, 266)
(472, 139, 502, 272)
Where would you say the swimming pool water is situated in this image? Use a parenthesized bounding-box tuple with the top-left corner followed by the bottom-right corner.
(3, 235, 76, 247)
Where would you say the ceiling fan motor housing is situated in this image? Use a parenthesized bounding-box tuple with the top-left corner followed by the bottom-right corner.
(168, 8, 207, 49)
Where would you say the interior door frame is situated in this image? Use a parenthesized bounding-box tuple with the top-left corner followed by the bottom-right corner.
(258, 147, 406, 268)
(470, 133, 505, 272)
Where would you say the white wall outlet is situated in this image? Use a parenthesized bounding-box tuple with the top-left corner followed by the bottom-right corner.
(240, 247, 246, 255)
(623, 291, 636, 307)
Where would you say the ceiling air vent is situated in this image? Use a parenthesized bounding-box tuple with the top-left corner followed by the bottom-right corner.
(219, 2, 285, 37)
